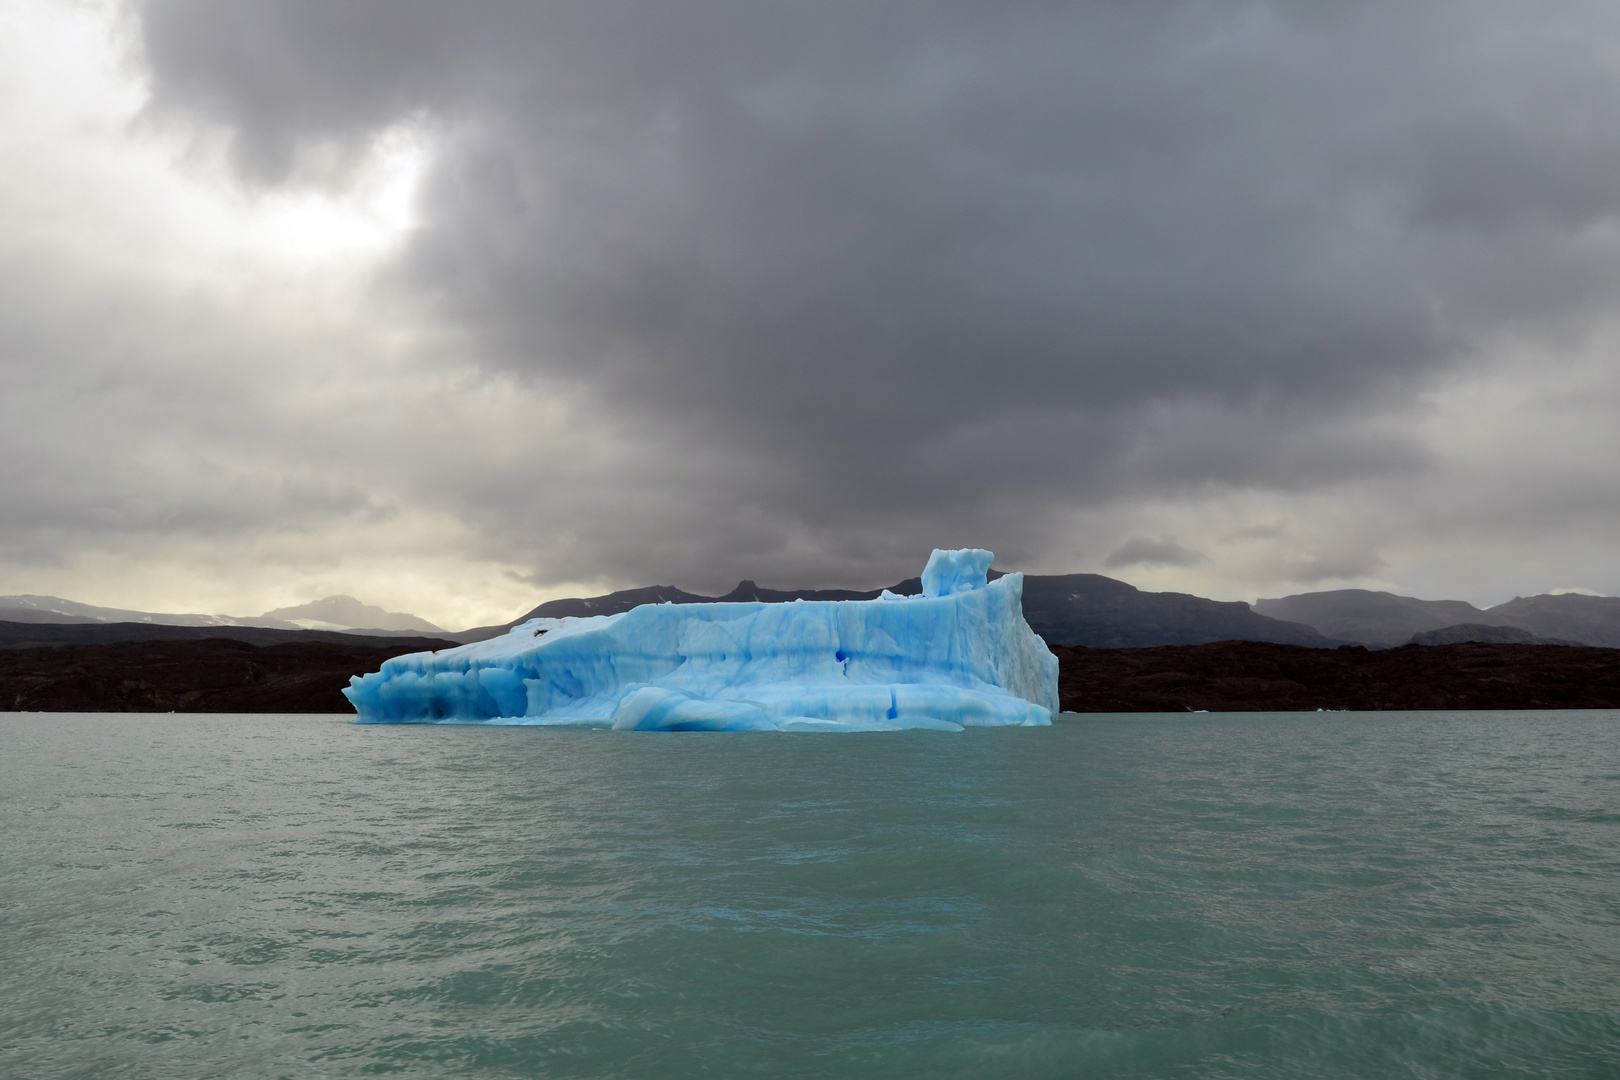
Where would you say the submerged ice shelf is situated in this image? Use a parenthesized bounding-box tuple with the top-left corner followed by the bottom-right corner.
(344, 548, 1058, 730)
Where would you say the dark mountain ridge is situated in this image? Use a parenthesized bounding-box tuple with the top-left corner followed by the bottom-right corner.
(1484, 594, 1620, 648)
(1405, 624, 1579, 647)
(1252, 589, 1496, 647)
(1019, 574, 1333, 648)
(1255, 588, 1620, 647)
(454, 570, 1334, 649)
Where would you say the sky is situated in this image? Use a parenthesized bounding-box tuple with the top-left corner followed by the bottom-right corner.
(4, 0, 1620, 630)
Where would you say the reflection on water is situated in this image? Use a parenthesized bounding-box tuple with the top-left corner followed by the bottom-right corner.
(2, 711, 1618, 1078)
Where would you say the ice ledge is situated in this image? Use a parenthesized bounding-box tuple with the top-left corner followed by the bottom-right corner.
(344, 548, 1058, 730)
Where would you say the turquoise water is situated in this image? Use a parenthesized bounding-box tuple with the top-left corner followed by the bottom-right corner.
(2, 712, 1618, 1079)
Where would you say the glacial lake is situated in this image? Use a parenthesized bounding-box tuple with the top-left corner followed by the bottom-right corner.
(3, 710, 1618, 1079)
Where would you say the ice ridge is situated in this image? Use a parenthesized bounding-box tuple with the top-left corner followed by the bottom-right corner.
(344, 548, 1058, 730)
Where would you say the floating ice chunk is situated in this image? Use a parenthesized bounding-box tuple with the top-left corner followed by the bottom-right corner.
(344, 548, 1058, 730)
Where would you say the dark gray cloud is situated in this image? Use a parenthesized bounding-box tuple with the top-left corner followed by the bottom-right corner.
(106, 1, 1620, 591)
(1105, 536, 1206, 570)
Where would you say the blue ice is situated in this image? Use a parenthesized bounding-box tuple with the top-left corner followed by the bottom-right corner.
(344, 549, 1058, 730)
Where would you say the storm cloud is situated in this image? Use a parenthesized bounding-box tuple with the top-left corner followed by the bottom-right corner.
(3, 0, 1620, 624)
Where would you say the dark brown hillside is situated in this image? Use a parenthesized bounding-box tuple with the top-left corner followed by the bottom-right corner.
(5, 637, 1619, 715)
(1054, 641, 1620, 712)
(0, 638, 452, 713)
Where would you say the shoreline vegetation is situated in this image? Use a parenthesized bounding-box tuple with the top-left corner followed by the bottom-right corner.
(1, 637, 1618, 714)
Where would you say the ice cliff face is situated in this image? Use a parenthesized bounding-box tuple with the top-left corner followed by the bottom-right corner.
(344, 549, 1058, 730)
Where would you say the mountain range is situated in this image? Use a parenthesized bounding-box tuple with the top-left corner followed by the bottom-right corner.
(470, 575, 1620, 649)
(1254, 589, 1620, 648)
(0, 594, 442, 636)
(6, 576, 1618, 651)
(454, 571, 1335, 648)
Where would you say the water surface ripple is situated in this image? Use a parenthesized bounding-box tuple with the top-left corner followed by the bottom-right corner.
(2, 711, 1618, 1078)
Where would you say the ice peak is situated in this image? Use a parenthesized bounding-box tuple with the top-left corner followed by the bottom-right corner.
(920, 548, 994, 598)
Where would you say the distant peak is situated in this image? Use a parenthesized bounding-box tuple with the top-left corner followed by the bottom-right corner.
(260, 595, 442, 633)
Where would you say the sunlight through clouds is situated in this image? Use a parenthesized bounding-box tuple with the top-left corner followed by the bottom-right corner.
(234, 122, 429, 265)
(0, 0, 428, 283)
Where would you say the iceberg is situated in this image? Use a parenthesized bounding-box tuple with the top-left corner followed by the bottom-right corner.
(343, 549, 1058, 730)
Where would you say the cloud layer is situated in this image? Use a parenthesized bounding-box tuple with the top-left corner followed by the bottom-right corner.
(4, 0, 1620, 624)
